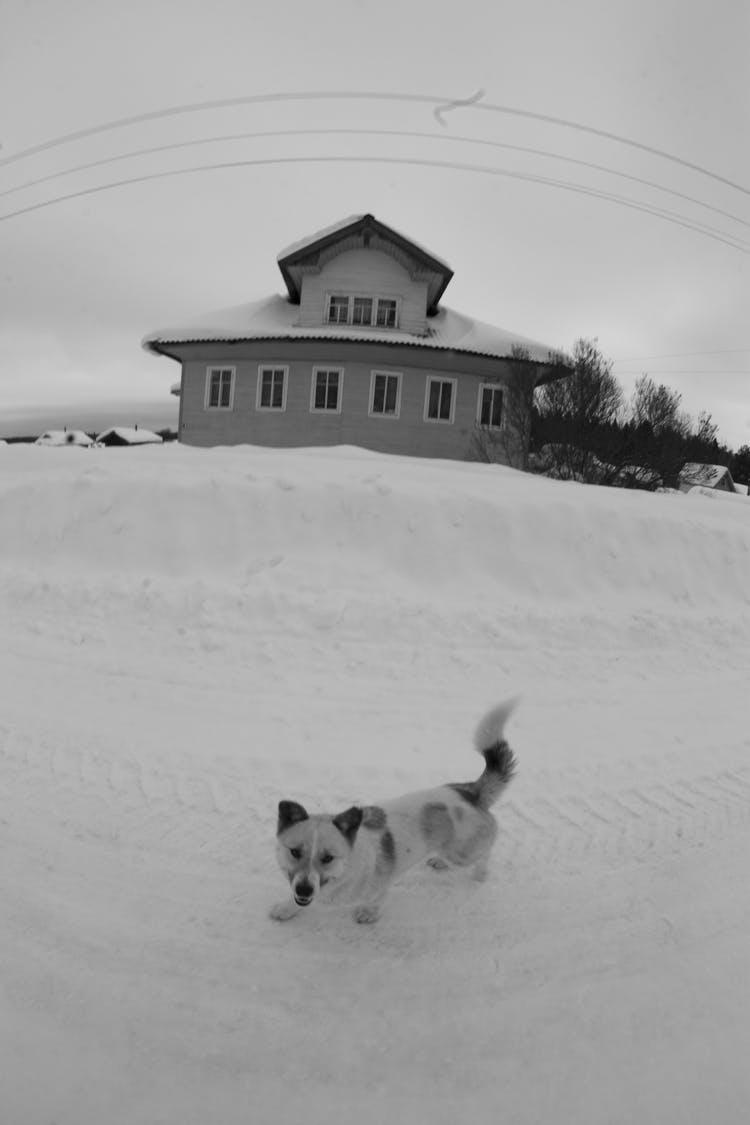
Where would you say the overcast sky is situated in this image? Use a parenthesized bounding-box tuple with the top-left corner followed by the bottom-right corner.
(2, 0, 748, 448)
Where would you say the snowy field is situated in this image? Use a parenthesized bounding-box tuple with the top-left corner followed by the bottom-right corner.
(2, 442, 749, 1125)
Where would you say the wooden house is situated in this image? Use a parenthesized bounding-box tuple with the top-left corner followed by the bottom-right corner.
(143, 214, 570, 462)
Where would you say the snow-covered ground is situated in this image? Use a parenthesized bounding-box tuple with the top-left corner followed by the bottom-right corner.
(2, 442, 749, 1125)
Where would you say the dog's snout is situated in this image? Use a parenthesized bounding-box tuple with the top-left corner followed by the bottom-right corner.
(294, 879, 315, 904)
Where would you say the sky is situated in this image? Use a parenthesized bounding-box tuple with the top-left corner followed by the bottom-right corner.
(1, 0, 749, 448)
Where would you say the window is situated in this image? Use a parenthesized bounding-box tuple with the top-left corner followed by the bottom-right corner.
(325, 293, 399, 329)
(375, 298, 397, 328)
(478, 384, 504, 428)
(205, 367, 234, 409)
(351, 296, 373, 326)
(311, 367, 343, 412)
(327, 295, 350, 324)
(257, 366, 287, 410)
(425, 377, 456, 423)
(369, 371, 401, 418)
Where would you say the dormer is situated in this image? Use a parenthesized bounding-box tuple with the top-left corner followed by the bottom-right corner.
(276, 214, 454, 337)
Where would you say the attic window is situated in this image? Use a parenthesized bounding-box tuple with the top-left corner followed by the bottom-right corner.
(375, 299, 397, 328)
(325, 294, 399, 329)
(327, 295, 349, 324)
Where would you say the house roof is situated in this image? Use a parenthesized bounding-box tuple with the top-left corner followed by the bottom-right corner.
(35, 430, 94, 447)
(96, 427, 163, 445)
(680, 463, 734, 488)
(143, 293, 566, 368)
(276, 213, 454, 314)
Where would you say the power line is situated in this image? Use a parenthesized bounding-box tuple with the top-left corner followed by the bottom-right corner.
(2, 154, 749, 254)
(0, 89, 747, 197)
(2, 126, 748, 234)
(616, 370, 750, 376)
(614, 348, 750, 361)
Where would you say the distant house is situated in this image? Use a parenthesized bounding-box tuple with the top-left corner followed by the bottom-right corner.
(96, 427, 163, 447)
(35, 430, 94, 447)
(143, 213, 571, 463)
(678, 463, 737, 494)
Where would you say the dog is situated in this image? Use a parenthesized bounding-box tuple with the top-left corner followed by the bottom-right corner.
(270, 699, 517, 924)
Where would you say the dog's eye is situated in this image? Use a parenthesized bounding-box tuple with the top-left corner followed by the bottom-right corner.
(289, 847, 303, 860)
(320, 853, 335, 865)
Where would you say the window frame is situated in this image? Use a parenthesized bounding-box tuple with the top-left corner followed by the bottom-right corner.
(375, 298, 398, 329)
(255, 365, 288, 412)
(310, 366, 344, 414)
(368, 370, 402, 420)
(204, 365, 236, 411)
(326, 294, 350, 325)
(423, 376, 457, 425)
(477, 383, 505, 429)
(325, 292, 400, 330)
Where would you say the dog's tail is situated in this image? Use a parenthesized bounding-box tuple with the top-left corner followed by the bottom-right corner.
(472, 698, 518, 809)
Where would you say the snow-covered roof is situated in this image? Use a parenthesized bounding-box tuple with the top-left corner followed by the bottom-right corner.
(680, 463, 733, 488)
(734, 481, 749, 496)
(276, 213, 452, 273)
(143, 294, 564, 367)
(96, 427, 163, 445)
(35, 430, 94, 447)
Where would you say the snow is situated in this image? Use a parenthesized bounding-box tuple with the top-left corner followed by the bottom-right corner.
(142, 294, 561, 364)
(2, 441, 749, 1125)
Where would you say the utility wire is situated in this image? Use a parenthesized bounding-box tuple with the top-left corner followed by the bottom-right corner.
(2, 126, 748, 235)
(1, 154, 749, 255)
(615, 370, 750, 375)
(614, 347, 750, 361)
(0, 89, 747, 197)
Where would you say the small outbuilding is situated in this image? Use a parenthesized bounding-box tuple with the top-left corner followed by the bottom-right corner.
(678, 463, 736, 494)
(95, 427, 163, 447)
(35, 430, 95, 447)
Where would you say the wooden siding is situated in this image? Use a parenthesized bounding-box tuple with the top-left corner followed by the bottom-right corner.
(298, 249, 429, 335)
(174, 339, 532, 463)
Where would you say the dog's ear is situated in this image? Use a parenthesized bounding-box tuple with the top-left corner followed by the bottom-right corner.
(277, 800, 309, 834)
(332, 806, 363, 846)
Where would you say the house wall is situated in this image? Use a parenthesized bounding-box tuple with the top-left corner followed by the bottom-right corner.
(174, 339, 532, 462)
(298, 249, 429, 335)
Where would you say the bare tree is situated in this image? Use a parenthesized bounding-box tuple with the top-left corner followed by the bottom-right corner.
(472, 345, 540, 470)
(533, 337, 625, 482)
(629, 377, 722, 488)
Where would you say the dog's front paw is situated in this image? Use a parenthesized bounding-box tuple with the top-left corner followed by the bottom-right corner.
(352, 903, 381, 924)
(269, 899, 300, 922)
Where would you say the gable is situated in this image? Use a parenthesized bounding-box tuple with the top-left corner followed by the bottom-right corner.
(277, 213, 453, 314)
(298, 247, 430, 334)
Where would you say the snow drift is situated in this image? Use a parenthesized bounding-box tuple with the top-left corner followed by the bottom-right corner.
(1, 442, 749, 1125)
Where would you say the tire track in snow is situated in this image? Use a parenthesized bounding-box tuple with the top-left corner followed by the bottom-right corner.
(2, 723, 750, 870)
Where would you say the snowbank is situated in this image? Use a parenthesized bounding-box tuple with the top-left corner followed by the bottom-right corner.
(1, 443, 748, 627)
(1, 442, 749, 1125)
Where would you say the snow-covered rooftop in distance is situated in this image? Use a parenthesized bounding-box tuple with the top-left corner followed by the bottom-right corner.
(96, 427, 163, 445)
(143, 294, 563, 365)
(680, 463, 734, 488)
(35, 430, 94, 447)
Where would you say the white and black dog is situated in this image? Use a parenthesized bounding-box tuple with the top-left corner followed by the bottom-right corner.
(270, 699, 517, 924)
